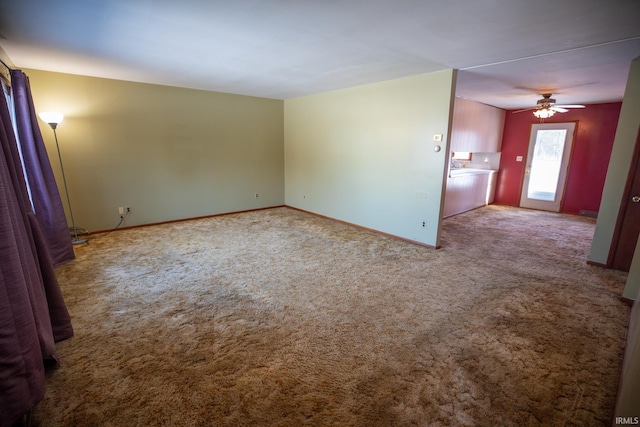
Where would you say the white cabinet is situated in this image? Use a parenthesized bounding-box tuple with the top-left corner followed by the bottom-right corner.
(444, 170, 497, 218)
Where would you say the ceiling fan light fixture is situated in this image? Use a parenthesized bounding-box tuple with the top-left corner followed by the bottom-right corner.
(533, 108, 555, 119)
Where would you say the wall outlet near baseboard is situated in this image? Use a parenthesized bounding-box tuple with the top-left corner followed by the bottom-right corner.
(118, 206, 131, 218)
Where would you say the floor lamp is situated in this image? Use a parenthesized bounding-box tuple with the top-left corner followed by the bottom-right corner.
(39, 112, 88, 245)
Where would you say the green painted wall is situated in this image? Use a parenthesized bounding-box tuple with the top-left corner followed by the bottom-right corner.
(26, 69, 284, 232)
(284, 70, 456, 247)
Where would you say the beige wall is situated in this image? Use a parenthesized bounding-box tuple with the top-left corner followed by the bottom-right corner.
(26, 69, 284, 232)
(608, 56, 640, 418)
(589, 57, 640, 265)
(284, 70, 456, 247)
(624, 239, 640, 300)
(616, 303, 640, 419)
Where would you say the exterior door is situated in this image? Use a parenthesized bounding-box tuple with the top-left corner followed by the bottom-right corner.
(610, 128, 640, 271)
(520, 122, 575, 212)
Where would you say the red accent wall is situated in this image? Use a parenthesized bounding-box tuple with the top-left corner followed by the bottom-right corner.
(494, 102, 622, 214)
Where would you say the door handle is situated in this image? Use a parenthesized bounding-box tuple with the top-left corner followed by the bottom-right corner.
(632, 196, 640, 203)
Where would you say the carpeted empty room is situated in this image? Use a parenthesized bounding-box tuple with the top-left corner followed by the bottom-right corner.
(35, 205, 629, 426)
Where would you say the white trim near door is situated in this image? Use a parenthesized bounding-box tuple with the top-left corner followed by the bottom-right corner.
(520, 122, 576, 212)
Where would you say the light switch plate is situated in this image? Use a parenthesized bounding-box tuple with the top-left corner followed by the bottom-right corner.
(433, 133, 443, 142)
(516, 156, 523, 162)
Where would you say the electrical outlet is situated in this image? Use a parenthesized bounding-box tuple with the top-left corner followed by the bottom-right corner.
(126, 207, 131, 213)
(255, 193, 259, 198)
(422, 221, 426, 227)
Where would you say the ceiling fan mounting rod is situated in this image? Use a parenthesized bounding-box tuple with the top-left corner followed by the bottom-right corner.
(538, 94, 556, 105)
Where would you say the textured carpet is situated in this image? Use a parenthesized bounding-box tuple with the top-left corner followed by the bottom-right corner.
(36, 206, 629, 426)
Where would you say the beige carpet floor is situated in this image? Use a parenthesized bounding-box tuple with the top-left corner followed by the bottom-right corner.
(36, 205, 630, 426)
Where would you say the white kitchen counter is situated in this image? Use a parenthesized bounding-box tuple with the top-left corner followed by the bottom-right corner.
(449, 168, 497, 177)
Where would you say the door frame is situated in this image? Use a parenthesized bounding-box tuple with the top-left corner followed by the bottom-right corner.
(607, 126, 640, 270)
(519, 122, 577, 212)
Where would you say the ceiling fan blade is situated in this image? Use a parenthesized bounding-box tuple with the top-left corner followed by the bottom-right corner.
(550, 107, 569, 113)
(554, 104, 585, 109)
(513, 107, 537, 113)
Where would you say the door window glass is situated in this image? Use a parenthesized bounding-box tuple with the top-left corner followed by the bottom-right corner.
(527, 129, 567, 202)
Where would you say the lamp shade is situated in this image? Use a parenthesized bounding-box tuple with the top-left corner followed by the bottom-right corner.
(39, 112, 64, 125)
(533, 108, 555, 119)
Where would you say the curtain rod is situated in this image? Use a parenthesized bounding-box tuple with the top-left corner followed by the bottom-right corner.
(0, 58, 12, 86)
(0, 58, 13, 71)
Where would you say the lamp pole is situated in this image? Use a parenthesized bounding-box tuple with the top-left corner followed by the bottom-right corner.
(50, 125, 87, 244)
(40, 112, 88, 245)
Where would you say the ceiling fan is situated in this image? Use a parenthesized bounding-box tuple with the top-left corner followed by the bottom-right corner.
(514, 93, 585, 118)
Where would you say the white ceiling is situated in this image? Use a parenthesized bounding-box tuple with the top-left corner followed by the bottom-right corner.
(1, 0, 639, 109)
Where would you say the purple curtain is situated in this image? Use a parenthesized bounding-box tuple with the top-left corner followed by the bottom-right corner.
(10, 70, 75, 266)
(0, 75, 73, 427)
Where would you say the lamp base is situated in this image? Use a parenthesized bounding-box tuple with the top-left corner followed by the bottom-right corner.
(72, 237, 89, 245)
(69, 226, 90, 245)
